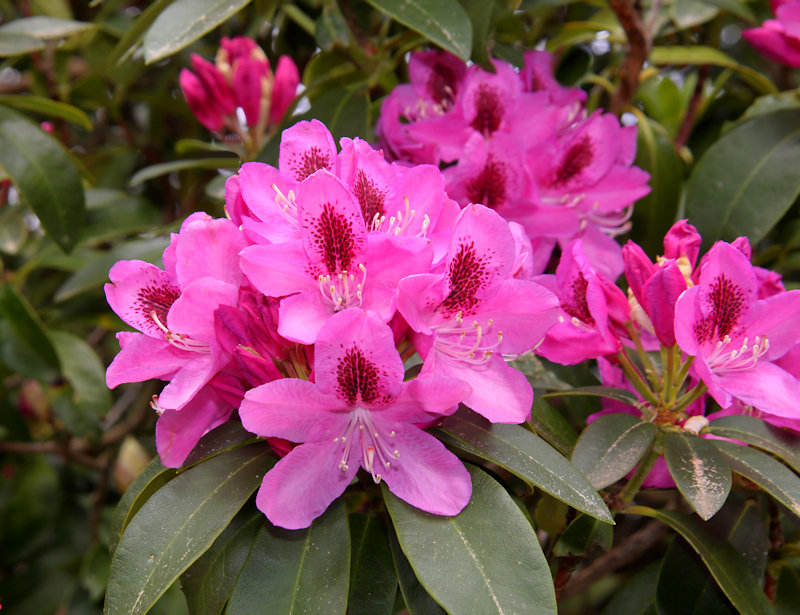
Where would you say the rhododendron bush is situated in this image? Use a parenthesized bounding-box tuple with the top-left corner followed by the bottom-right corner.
(5, 2, 800, 615)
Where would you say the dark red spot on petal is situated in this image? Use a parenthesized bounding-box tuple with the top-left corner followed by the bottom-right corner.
(135, 282, 180, 330)
(292, 146, 332, 181)
(693, 274, 746, 343)
(465, 157, 507, 208)
(562, 272, 594, 325)
(441, 242, 489, 316)
(553, 137, 593, 186)
(353, 170, 386, 223)
(336, 346, 387, 405)
(427, 61, 459, 106)
(471, 84, 504, 136)
(311, 202, 357, 274)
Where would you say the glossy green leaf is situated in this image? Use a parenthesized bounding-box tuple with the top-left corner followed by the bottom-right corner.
(775, 564, 800, 615)
(106, 445, 271, 615)
(181, 509, 263, 615)
(543, 385, 641, 406)
(650, 46, 776, 95)
(364, 0, 472, 60)
(437, 409, 612, 523)
(528, 397, 578, 456)
(700, 0, 754, 20)
(552, 514, 613, 557)
(0, 95, 91, 130)
(0, 32, 45, 56)
(0, 283, 59, 370)
(388, 527, 446, 615)
(625, 506, 773, 615)
(226, 500, 350, 615)
(80, 188, 161, 245)
(129, 157, 239, 187)
(714, 440, 800, 517)
(109, 0, 175, 66)
(348, 513, 397, 615)
(601, 561, 659, 615)
(49, 330, 111, 436)
(297, 88, 371, 144)
(664, 432, 731, 520)
(315, 4, 351, 50)
(384, 465, 557, 615)
(571, 414, 656, 489)
(109, 457, 177, 555)
(670, 0, 718, 29)
(182, 419, 258, 468)
(685, 110, 800, 249)
(0, 16, 94, 39)
(512, 354, 572, 392)
(704, 414, 800, 473)
(0, 104, 85, 252)
(143, 0, 253, 64)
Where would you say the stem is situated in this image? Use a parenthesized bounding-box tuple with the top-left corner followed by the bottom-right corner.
(617, 443, 660, 507)
(608, 0, 650, 115)
(671, 355, 695, 397)
(663, 345, 676, 403)
(617, 349, 660, 408)
(626, 323, 657, 388)
(671, 382, 707, 414)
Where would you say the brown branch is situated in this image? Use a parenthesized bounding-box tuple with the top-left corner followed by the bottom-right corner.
(559, 519, 669, 599)
(674, 66, 709, 150)
(609, 0, 651, 115)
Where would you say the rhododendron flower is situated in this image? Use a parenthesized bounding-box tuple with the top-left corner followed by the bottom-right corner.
(743, 0, 800, 67)
(674, 241, 800, 416)
(397, 205, 559, 422)
(239, 309, 472, 529)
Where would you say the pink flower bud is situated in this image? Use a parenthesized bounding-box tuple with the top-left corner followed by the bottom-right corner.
(622, 240, 656, 304)
(233, 57, 269, 127)
(663, 219, 701, 268)
(270, 55, 300, 126)
(180, 68, 225, 131)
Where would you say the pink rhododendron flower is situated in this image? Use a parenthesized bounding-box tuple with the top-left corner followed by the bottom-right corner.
(239, 309, 472, 529)
(743, 0, 800, 67)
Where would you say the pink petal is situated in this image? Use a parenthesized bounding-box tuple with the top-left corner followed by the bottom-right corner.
(105, 260, 178, 338)
(716, 361, 800, 418)
(388, 376, 471, 422)
(275, 291, 336, 344)
(240, 241, 316, 297)
(106, 333, 182, 388)
(166, 278, 238, 342)
(279, 119, 337, 181)
(157, 352, 218, 409)
(174, 216, 247, 289)
(270, 55, 300, 126)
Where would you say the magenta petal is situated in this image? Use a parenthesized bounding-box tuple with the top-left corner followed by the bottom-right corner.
(381, 426, 472, 516)
(748, 290, 800, 360)
(257, 439, 359, 529)
(167, 278, 238, 342)
(156, 388, 234, 468)
(388, 376, 471, 422)
(105, 260, 179, 338)
(240, 378, 347, 442)
(716, 361, 800, 418)
(276, 291, 335, 344)
(157, 352, 217, 409)
(396, 273, 445, 335)
(643, 262, 686, 347)
(240, 241, 316, 297)
(106, 334, 183, 388)
(279, 119, 337, 181)
(270, 55, 300, 125)
(174, 217, 247, 289)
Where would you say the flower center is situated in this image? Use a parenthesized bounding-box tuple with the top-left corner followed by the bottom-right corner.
(318, 265, 367, 312)
(471, 84, 504, 136)
(271, 183, 299, 226)
(135, 282, 180, 337)
(562, 272, 594, 326)
(370, 196, 430, 237)
(335, 345, 389, 405)
(334, 407, 399, 483)
(553, 137, 593, 186)
(310, 202, 358, 274)
(465, 156, 507, 208)
(427, 61, 459, 107)
(432, 312, 504, 366)
(150, 311, 211, 353)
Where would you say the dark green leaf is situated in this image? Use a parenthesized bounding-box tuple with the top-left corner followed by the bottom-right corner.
(348, 513, 397, 615)
(297, 88, 371, 144)
(704, 414, 800, 473)
(109, 457, 177, 555)
(226, 500, 350, 615)
(664, 432, 731, 520)
(437, 408, 612, 523)
(0, 32, 45, 56)
(384, 465, 557, 615)
(552, 514, 613, 556)
(181, 508, 263, 615)
(460, 0, 493, 67)
(79, 188, 162, 245)
(364, 0, 472, 60)
(571, 414, 656, 489)
(685, 110, 800, 249)
(0, 104, 85, 252)
(699, 0, 754, 21)
(0, 283, 59, 370)
(315, 4, 351, 50)
(143, 0, 253, 64)
(775, 564, 800, 615)
(129, 157, 240, 187)
(528, 397, 578, 456)
(543, 385, 641, 406)
(109, 0, 175, 66)
(670, 0, 718, 29)
(182, 418, 258, 468)
(106, 444, 272, 615)
(388, 526, 446, 615)
(0, 95, 91, 130)
(49, 330, 111, 436)
(624, 506, 773, 615)
(601, 561, 659, 615)
(0, 16, 94, 39)
(512, 354, 572, 391)
(714, 440, 800, 517)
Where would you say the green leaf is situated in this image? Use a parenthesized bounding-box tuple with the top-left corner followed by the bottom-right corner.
(182, 418, 258, 468)
(384, 465, 557, 615)
(528, 397, 578, 456)
(0, 104, 85, 252)
(363, 0, 472, 60)
(699, 0, 754, 21)
(570, 414, 656, 489)
(704, 414, 800, 474)
(388, 526, 446, 615)
(775, 564, 800, 615)
(512, 354, 572, 392)
(49, 330, 111, 436)
(109, 458, 177, 556)
(664, 432, 731, 520)
(143, 0, 253, 64)
(552, 513, 613, 557)
(437, 408, 612, 523)
(650, 46, 777, 95)
(106, 444, 272, 615)
(624, 506, 773, 615)
(297, 88, 371, 144)
(348, 513, 397, 615)
(670, 0, 718, 29)
(714, 440, 800, 518)
(180, 508, 263, 615)
(226, 500, 350, 615)
(0, 16, 94, 39)
(685, 110, 800, 249)
(0, 283, 59, 370)
(601, 561, 659, 615)
(543, 385, 641, 406)
(0, 32, 45, 56)
(0, 95, 92, 130)
(129, 157, 240, 187)
(109, 0, 175, 66)
(314, 4, 351, 51)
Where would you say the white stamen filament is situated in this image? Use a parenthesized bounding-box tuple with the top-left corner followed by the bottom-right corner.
(433, 315, 503, 366)
(706, 335, 770, 372)
(335, 407, 398, 483)
(317, 264, 367, 311)
(271, 184, 299, 225)
(151, 311, 211, 353)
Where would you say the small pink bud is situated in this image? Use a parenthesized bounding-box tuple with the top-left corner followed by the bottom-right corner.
(622, 240, 656, 304)
(663, 220, 701, 268)
(180, 68, 225, 131)
(233, 57, 269, 127)
(270, 55, 300, 126)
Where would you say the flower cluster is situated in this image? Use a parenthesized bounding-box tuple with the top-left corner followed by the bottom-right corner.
(376, 50, 651, 279)
(743, 0, 800, 67)
(180, 37, 300, 155)
(105, 120, 559, 529)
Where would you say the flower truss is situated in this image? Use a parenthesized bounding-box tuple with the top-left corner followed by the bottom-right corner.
(105, 119, 559, 528)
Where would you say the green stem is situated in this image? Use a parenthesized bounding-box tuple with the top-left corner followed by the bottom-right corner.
(663, 345, 676, 403)
(671, 382, 708, 414)
(671, 355, 695, 397)
(626, 323, 657, 388)
(617, 350, 660, 408)
(617, 444, 660, 507)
